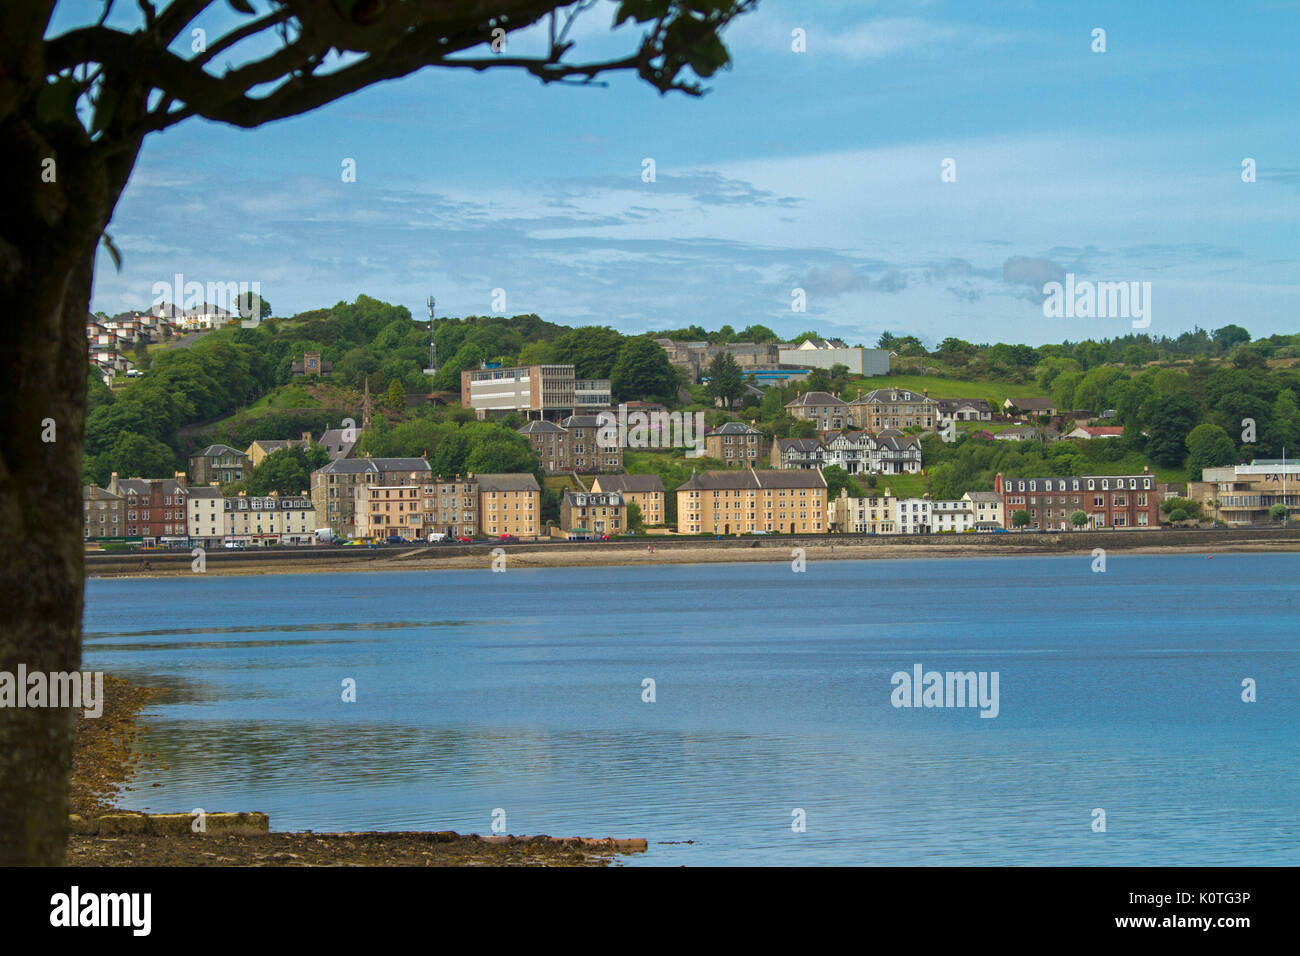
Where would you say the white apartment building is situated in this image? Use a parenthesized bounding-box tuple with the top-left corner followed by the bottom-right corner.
(929, 499, 974, 533)
(187, 486, 227, 546)
(894, 497, 932, 535)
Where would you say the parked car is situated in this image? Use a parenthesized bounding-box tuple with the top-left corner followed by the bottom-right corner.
(599, 533, 611, 541)
(385, 535, 406, 545)
(498, 534, 518, 543)
(457, 536, 473, 543)
(747, 530, 772, 535)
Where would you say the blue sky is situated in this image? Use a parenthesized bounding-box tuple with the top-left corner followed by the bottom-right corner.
(64, 0, 1298, 346)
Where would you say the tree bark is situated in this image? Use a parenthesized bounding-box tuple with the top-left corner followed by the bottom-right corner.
(0, 49, 139, 863)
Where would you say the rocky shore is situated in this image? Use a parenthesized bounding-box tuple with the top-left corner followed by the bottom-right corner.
(67, 674, 641, 866)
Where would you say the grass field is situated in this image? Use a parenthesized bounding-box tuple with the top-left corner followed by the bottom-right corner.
(543, 475, 586, 495)
(842, 374, 1048, 407)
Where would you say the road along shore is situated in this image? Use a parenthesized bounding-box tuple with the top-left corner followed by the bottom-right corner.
(85, 527, 1300, 578)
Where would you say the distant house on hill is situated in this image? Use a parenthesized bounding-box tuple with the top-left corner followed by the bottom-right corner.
(317, 426, 361, 460)
(1004, 397, 1056, 417)
(996, 425, 1060, 443)
(1065, 426, 1124, 440)
(292, 350, 332, 376)
(189, 444, 251, 485)
(937, 398, 995, 423)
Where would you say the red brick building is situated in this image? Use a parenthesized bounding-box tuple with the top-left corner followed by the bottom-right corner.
(108, 473, 190, 542)
(994, 471, 1159, 530)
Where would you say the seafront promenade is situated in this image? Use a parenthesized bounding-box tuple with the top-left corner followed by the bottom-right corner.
(84, 526, 1300, 577)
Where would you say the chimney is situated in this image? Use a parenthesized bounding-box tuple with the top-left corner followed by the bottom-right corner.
(174, 471, 187, 489)
(302, 431, 312, 444)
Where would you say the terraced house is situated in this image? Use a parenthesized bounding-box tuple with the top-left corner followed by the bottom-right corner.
(705, 421, 768, 466)
(995, 471, 1158, 530)
(560, 414, 623, 472)
(677, 466, 828, 535)
(827, 487, 898, 534)
(560, 490, 625, 537)
(421, 477, 478, 539)
(962, 491, 1004, 530)
(188, 444, 251, 485)
(108, 473, 189, 543)
(478, 473, 542, 539)
(589, 474, 666, 527)
(247, 432, 314, 467)
(785, 391, 850, 431)
(311, 456, 433, 538)
(82, 484, 125, 541)
(518, 420, 569, 473)
(225, 491, 316, 545)
(357, 484, 423, 540)
(187, 485, 226, 547)
(775, 431, 922, 475)
(849, 388, 940, 432)
(772, 437, 825, 470)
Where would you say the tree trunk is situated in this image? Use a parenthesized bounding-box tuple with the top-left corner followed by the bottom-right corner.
(0, 242, 96, 866)
(0, 63, 139, 862)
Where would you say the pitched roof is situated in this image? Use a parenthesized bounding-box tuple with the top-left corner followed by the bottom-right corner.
(775, 438, 823, 453)
(676, 468, 827, 491)
(318, 427, 360, 460)
(712, 421, 762, 435)
(591, 474, 665, 493)
(1071, 426, 1124, 437)
(938, 398, 994, 412)
(963, 491, 1001, 503)
(250, 438, 306, 453)
(195, 444, 247, 458)
(561, 414, 607, 428)
(564, 490, 624, 506)
(318, 457, 431, 475)
(114, 477, 186, 496)
(518, 420, 565, 434)
(852, 388, 933, 404)
(1010, 397, 1056, 411)
(186, 486, 224, 499)
(785, 391, 848, 408)
(476, 473, 541, 492)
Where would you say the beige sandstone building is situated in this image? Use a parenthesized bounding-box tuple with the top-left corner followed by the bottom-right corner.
(676, 466, 828, 535)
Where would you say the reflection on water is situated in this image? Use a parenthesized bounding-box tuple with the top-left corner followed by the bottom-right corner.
(84, 555, 1300, 865)
(85, 619, 486, 639)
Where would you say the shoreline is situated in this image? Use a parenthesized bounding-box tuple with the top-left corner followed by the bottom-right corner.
(67, 675, 640, 866)
(86, 530, 1300, 578)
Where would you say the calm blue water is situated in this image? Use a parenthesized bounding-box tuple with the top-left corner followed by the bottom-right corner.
(82, 553, 1300, 865)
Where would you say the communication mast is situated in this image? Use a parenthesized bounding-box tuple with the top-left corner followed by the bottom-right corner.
(423, 296, 438, 376)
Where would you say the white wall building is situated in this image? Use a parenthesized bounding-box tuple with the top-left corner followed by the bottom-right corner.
(929, 499, 974, 533)
(894, 497, 931, 535)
